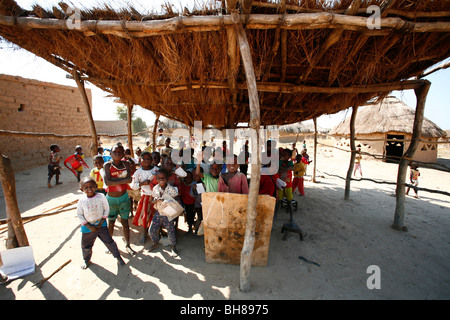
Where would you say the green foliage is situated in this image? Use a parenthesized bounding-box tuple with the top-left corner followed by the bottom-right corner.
(132, 117, 147, 134)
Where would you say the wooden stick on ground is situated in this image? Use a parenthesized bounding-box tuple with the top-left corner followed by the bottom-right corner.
(33, 259, 71, 288)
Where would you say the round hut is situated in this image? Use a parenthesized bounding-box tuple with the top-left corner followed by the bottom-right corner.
(330, 96, 447, 163)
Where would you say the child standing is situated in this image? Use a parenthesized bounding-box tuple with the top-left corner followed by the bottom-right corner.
(406, 164, 420, 198)
(292, 154, 306, 196)
(148, 169, 179, 256)
(179, 170, 196, 234)
(218, 155, 249, 194)
(275, 149, 294, 217)
(190, 168, 206, 234)
(47, 144, 62, 188)
(77, 177, 125, 269)
(74, 145, 85, 182)
(103, 144, 136, 255)
(130, 152, 158, 243)
(90, 155, 106, 194)
(353, 147, 363, 178)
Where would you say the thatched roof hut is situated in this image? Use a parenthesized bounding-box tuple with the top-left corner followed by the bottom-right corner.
(330, 96, 447, 162)
(330, 96, 446, 138)
(0, 0, 449, 129)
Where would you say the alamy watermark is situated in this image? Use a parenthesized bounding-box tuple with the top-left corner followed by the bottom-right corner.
(65, 5, 382, 30)
(166, 121, 280, 175)
(366, 265, 381, 289)
(366, 5, 381, 30)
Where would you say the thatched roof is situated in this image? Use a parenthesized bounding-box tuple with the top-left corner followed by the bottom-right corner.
(329, 96, 447, 138)
(1, 0, 449, 128)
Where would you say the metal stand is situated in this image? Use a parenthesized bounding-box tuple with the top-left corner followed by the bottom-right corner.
(282, 221, 304, 241)
(281, 200, 303, 241)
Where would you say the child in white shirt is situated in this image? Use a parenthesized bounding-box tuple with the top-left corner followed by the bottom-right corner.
(77, 177, 125, 269)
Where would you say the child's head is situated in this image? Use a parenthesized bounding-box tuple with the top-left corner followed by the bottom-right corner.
(124, 148, 132, 156)
(152, 152, 161, 166)
(193, 166, 203, 182)
(79, 177, 97, 197)
(163, 157, 176, 171)
(296, 154, 302, 162)
(155, 169, 169, 188)
(135, 147, 142, 157)
(111, 144, 125, 162)
(280, 148, 290, 161)
(93, 155, 104, 169)
(75, 145, 83, 153)
(165, 138, 171, 147)
(97, 146, 104, 154)
(210, 163, 221, 178)
(50, 144, 60, 152)
(184, 170, 193, 184)
(140, 152, 153, 169)
(226, 155, 239, 173)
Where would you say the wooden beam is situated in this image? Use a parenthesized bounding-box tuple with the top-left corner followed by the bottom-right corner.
(233, 12, 261, 293)
(344, 106, 358, 200)
(0, 130, 91, 139)
(83, 77, 427, 94)
(392, 80, 431, 231)
(1, 13, 450, 33)
(0, 152, 29, 248)
(72, 69, 98, 156)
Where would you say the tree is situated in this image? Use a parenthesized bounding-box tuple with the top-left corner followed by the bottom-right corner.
(116, 106, 147, 134)
(132, 117, 147, 134)
(116, 105, 135, 121)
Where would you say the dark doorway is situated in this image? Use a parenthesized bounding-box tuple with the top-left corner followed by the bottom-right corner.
(385, 134, 404, 163)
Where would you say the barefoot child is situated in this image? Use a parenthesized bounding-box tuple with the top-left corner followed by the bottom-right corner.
(406, 163, 420, 198)
(48, 144, 62, 188)
(148, 169, 179, 256)
(103, 144, 136, 255)
(74, 145, 85, 182)
(131, 152, 158, 243)
(77, 177, 125, 269)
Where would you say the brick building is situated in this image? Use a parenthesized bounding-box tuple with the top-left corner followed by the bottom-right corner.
(0, 74, 93, 171)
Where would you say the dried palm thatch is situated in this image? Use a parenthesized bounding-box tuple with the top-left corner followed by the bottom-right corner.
(0, 0, 449, 129)
(330, 96, 447, 138)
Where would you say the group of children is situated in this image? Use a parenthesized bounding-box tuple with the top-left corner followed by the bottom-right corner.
(51, 139, 423, 272)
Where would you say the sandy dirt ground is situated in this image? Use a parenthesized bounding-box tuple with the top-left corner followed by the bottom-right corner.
(1, 141, 450, 300)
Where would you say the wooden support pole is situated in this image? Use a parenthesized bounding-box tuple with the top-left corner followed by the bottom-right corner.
(233, 12, 261, 292)
(127, 104, 134, 157)
(345, 106, 358, 200)
(72, 69, 98, 156)
(313, 117, 318, 183)
(392, 81, 431, 231)
(0, 152, 29, 248)
(152, 114, 160, 151)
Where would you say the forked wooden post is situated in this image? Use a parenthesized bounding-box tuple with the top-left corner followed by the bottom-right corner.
(152, 114, 160, 151)
(233, 12, 262, 292)
(72, 69, 98, 156)
(127, 104, 134, 157)
(313, 117, 318, 183)
(345, 106, 358, 200)
(0, 152, 29, 248)
(392, 81, 431, 230)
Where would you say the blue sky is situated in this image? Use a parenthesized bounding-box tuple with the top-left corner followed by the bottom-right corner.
(1, 0, 449, 130)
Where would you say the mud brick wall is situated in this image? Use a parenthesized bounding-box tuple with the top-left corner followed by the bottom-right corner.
(0, 74, 93, 172)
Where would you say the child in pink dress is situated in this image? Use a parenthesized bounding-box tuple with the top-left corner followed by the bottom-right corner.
(218, 155, 249, 194)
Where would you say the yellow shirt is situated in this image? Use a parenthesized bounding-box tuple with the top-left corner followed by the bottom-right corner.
(90, 168, 104, 190)
(293, 162, 306, 178)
